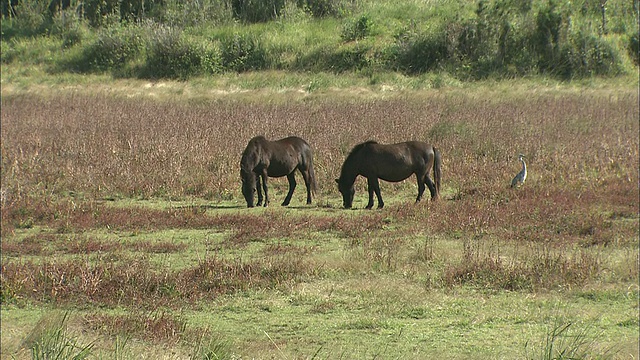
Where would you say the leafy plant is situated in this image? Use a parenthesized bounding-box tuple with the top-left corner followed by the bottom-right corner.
(341, 14, 373, 42)
(219, 32, 270, 72)
(78, 24, 145, 71)
(231, 0, 286, 23)
(145, 27, 221, 79)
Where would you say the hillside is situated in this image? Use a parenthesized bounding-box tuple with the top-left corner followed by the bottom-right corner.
(1, 0, 638, 87)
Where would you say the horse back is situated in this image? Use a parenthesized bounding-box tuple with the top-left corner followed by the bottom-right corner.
(356, 141, 434, 181)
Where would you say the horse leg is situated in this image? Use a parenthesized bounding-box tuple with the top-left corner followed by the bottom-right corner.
(424, 175, 438, 200)
(415, 173, 426, 203)
(261, 171, 270, 207)
(256, 175, 264, 207)
(282, 173, 296, 206)
(300, 169, 312, 204)
(367, 177, 384, 209)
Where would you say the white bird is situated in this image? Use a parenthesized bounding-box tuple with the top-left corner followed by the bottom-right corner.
(511, 154, 527, 188)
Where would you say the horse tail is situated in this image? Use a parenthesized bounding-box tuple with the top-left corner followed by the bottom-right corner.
(433, 147, 442, 198)
(308, 154, 318, 196)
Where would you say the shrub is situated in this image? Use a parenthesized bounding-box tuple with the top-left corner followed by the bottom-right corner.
(158, 0, 233, 27)
(231, 0, 286, 23)
(0, 1, 49, 39)
(555, 26, 624, 78)
(145, 27, 222, 79)
(328, 42, 372, 72)
(50, 9, 89, 48)
(78, 25, 144, 71)
(629, 31, 639, 65)
(532, 0, 566, 74)
(392, 26, 449, 75)
(219, 32, 270, 72)
(298, 0, 348, 18)
(341, 14, 372, 42)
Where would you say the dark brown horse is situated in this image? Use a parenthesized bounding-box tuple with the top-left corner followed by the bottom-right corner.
(336, 141, 441, 209)
(240, 136, 317, 208)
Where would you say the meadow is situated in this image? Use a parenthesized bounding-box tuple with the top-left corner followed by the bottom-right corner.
(1, 79, 638, 359)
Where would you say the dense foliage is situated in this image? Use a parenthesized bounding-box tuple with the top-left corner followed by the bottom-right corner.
(1, 0, 638, 79)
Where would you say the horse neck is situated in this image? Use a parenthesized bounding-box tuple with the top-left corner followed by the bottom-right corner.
(520, 158, 526, 171)
(241, 149, 260, 173)
(339, 158, 359, 186)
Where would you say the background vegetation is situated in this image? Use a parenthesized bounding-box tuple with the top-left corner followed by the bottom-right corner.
(1, 0, 638, 81)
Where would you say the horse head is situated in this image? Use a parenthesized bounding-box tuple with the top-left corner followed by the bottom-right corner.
(240, 167, 257, 207)
(335, 178, 355, 209)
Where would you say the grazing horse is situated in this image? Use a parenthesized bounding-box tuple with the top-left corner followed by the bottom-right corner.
(336, 141, 441, 209)
(240, 136, 317, 208)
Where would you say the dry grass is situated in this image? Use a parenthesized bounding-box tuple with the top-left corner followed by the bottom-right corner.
(1, 86, 637, 358)
(1, 252, 313, 308)
(2, 91, 637, 198)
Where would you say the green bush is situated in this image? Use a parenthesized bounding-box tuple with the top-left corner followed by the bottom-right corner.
(556, 27, 624, 78)
(328, 42, 371, 72)
(145, 28, 221, 79)
(220, 32, 270, 72)
(629, 31, 639, 65)
(158, 0, 233, 27)
(341, 14, 372, 42)
(392, 26, 449, 75)
(50, 10, 89, 48)
(0, 1, 49, 39)
(297, 0, 349, 18)
(79, 25, 144, 71)
(231, 0, 285, 23)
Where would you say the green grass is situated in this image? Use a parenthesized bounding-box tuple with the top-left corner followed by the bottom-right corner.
(3, 282, 637, 358)
(2, 198, 638, 358)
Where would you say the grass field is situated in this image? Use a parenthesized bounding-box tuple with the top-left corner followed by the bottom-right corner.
(1, 78, 638, 359)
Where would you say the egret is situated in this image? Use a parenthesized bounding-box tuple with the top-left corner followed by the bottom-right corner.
(510, 154, 527, 188)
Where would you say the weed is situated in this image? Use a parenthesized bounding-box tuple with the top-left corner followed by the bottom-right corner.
(190, 331, 233, 360)
(24, 312, 94, 360)
(84, 311, 187, 344)
(525, 316, 617, 360)
(341, 15, 373, 42)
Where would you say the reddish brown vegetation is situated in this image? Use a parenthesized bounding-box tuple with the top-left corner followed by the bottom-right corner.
(84, 312, 187, 344)
(1, 89, 638, 303)
(1, 254, 311, 308)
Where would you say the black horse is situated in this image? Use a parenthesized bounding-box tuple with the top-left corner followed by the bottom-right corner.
(336, 141, 441, 209)
(240, 136, 317, 208)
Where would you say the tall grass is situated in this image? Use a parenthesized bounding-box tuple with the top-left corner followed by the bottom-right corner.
(525, 315, 617, 360)
(24, 312, 94, 360)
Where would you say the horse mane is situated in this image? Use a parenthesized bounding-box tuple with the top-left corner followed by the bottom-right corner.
(346, 140, 377, 159)
(240, 136, 266, 172)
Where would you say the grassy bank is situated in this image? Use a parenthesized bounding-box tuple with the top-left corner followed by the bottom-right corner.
(2, 0, 638, 81)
